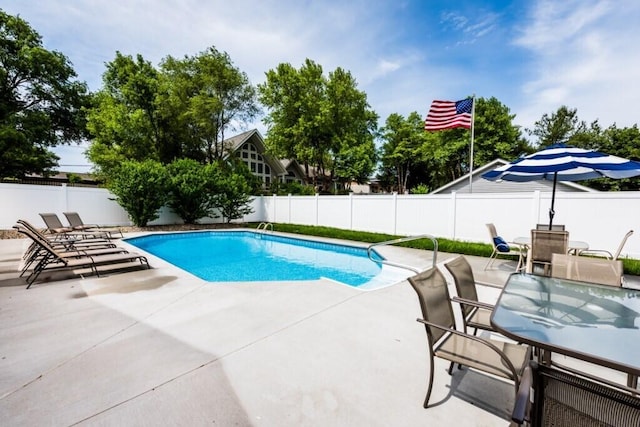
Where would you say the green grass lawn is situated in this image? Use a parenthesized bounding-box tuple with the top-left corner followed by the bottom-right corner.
(245, 222, 640, 276)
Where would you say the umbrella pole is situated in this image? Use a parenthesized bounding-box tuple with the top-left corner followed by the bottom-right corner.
(549, 172, 558, 230)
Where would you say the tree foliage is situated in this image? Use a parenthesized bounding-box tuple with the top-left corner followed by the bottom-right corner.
(0, 10, 88, 178)
(528, 105, 586, 146)
(86, 47, 259, 174)
(215, 160, 255, 222)
(258, 59, 378, 191)
(106, 160, 169, 227)
(379, 97, 530, 192)
(379, 112, 427, 193)
(166, 158, 222, 224)
(529, 106, 640, 191)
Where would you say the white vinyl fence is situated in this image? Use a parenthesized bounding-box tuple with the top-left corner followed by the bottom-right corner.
(2, 183, 639, 259)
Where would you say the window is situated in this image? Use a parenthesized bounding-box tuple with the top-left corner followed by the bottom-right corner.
(238, 141, 272, 188)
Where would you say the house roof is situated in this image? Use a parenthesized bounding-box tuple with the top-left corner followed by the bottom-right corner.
(430, 158, 598, 194)
(223, 129, 287, 175)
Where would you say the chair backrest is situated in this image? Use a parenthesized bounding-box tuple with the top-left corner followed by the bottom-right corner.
(444, 256, 478, 318)
(407, 267, 456, 344)
(551, 253, 623, 287)
(531, 230, 569, 263)
(14, 223, 68, 264)
(486, 223, 499, 240)
(613, 230, 634, 259)
(39, 212, 67, 230)
(63, 212, 83, 228)
(536, 224, 566, 231)
(531, 363, 640, 426)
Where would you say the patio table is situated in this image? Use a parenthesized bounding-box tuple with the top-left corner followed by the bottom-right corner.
(491, 273, 640, 388)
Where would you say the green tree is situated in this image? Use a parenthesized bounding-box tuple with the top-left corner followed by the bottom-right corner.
(258, 59, 377, 191)
(159, 47, 259, 163)
(412, 96, 530, 190)
(528, 105, 586, 147)
(86, 52, 164, 174)
(166, 158, 222, 224)
(0, 10, 88, 178)
(87, 47, 259, 174)
(379, 112, 427, 193)
(106, 160, 169, 227)
(215, 161, 255, 222)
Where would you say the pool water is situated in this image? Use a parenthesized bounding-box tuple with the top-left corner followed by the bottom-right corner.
(125, 231, 411, 288)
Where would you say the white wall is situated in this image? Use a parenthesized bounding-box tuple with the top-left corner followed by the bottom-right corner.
(2, 183, 639, 259)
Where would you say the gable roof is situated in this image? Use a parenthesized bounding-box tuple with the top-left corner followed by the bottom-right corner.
(430, 158, 598, 194)
(223, 129, 287, 175)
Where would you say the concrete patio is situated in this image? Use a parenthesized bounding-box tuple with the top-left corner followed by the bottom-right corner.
(0, 233, 635, 426)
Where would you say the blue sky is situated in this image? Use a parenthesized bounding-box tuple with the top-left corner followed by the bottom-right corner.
(4, 0, 639, 172)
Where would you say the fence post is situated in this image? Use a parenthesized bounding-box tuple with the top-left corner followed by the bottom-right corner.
(315, 193, 319, 226)
(61, 183, 69, 213)
(392, 192, 398, 235)
(349, 192, 354, 230)
(450, 191, 457, 239)
(533, 190, 541, 225)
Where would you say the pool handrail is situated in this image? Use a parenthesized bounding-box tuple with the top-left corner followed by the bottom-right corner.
(257, 222, 274, 232)
(367, 234, 438, 274)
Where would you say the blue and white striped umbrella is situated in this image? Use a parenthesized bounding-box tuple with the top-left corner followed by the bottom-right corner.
(482, 144, 640, 227)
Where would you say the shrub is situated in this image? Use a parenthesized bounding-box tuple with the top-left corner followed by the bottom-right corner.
(106, 160, 169, 226)
(166, 159, 221, 224)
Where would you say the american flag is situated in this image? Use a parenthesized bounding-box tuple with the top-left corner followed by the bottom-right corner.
(424, 98, 473, 131)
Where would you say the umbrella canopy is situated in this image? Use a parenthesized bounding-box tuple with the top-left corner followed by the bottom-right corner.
(481, 144, 640, 228)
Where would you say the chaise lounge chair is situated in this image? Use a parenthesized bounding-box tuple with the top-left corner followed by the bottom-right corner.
(39, 212, 111, 240)
(15, 224, 150, 288)
(63, 212, 124, 239)
(14, 222, 130, 277)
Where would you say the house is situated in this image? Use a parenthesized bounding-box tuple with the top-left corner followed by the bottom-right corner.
(430, 159, 598, 194)
(279, 159, 306, 185)
(223, 129, 287, 188)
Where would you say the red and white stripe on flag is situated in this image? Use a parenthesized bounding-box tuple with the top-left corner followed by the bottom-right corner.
(424, 98, 473, 131)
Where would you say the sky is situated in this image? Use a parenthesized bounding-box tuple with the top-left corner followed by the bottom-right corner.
(4, 0, 640, 173)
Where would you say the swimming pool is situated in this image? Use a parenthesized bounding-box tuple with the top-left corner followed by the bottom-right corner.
(125, 231, 411, 289)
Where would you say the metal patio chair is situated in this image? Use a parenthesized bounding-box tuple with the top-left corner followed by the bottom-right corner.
(551, 253, 624, 287)
(530, 230, 568, 276)
(407, 267, 530, 408)
(511, 362, 640, 426)
(485, 223, 526, 272)
(578, 229, 634, 260)
(444, 255, 497, 334)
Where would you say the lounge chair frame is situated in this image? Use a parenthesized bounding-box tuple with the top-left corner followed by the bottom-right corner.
(16, 224, 149, 288)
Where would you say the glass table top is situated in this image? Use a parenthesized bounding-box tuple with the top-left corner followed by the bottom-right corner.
(491, 273, 640, 374)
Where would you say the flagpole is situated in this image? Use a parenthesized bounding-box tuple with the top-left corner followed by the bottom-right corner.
(469, 95, 476, 193)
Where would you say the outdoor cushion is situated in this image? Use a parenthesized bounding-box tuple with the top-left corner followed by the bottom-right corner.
(493, 236, 511, 252)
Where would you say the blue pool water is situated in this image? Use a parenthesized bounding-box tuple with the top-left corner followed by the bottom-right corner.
(125, 231, 409, 288)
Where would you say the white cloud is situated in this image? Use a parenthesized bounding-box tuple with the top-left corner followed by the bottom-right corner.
(512, 0, 640, 132)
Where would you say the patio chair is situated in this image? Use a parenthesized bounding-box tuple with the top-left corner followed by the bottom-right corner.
(17, 219, 116, 261)
(551, 253, 623, 287)
(39, 212, 109, 240)
(511, 362, 640, 426)
(407, 267, 531, 408)
(15, 224, 150, 288)
(63, 212, 124, 239)
(485, 223, 526, 272)
(14, 223, 128, 277)
(444, 256, 496, 334)
(530, 230, 569, 276)
(536, 224, 566, 231)
(578, 229, 634, 260)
